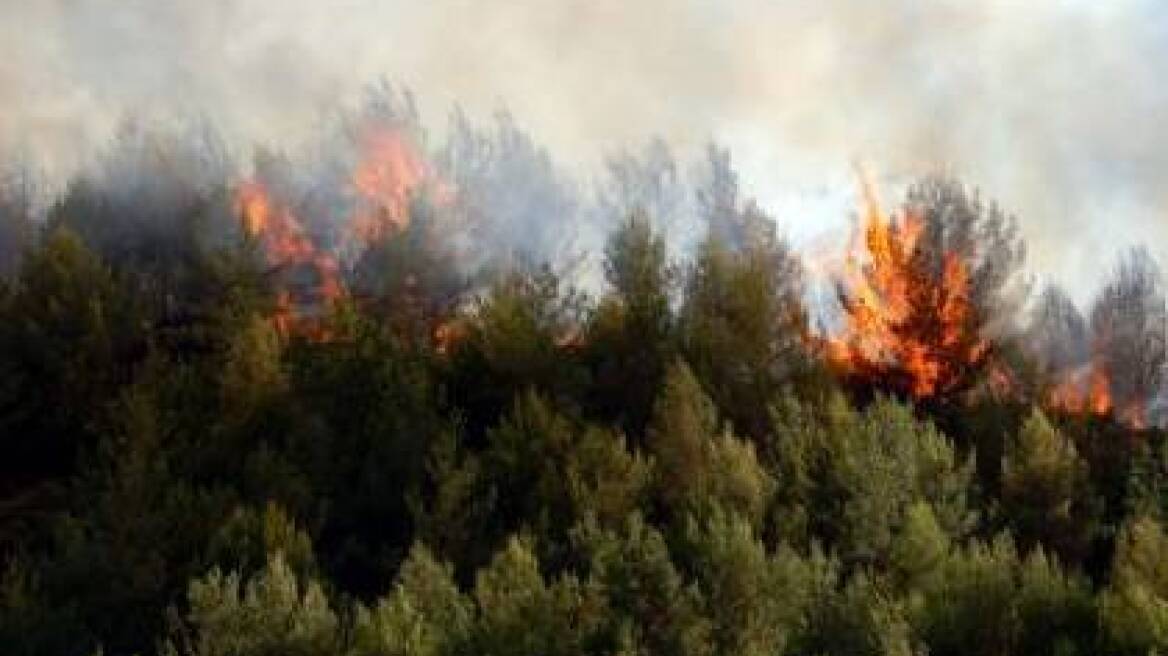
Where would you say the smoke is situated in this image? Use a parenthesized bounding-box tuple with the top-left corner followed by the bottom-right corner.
(2, 0, 1166, 299)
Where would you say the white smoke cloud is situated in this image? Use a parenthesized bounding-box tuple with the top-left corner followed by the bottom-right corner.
(1, 0, 1165, 300)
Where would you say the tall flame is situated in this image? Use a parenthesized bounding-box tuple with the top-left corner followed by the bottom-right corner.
(350, 127, 431, 244)
(235, 124, 454, 339)
(235, 180, 344, 335)
(828, 175, 987, 398)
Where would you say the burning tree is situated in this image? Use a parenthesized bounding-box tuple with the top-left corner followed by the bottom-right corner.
(1090, 248, 1167, 425)
(829, 175, 1027, 401)
(234, 151, 345, 337)
(1055, 247, 1168, 427)
(1024, 250, 1166, 429)
(231, 87, 451, 339)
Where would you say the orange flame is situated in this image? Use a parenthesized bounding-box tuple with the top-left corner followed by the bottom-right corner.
(235, 180, 344, 336)
(350, 127, 433, 243)
(1045, 355, 1146, 429)
(1047, 363, 1110, 416)
(828, 175, 988, 398)
(234, 125, 456, 339)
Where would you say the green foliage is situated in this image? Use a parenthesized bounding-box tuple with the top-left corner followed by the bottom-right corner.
(679, 233, 806, 439)
(167, 552, 339, 656)
(217, 315, 286, 421)
(1014, 548, 1097, 656)
(585, 210, 675, 438)
(888, 502, 950, 592)
(1000, 409, 1099, 566)
(415, 390, 650, 571)
(1127, 436, 1168, 520)
(912, 535, 1020, 656)
(800, 570, 918, 656)
(447, 265, 588, 438)
(572, 514, 712, 656)
(351, 544, 472, 656)
(283, 314, 448, 594)
(1102, 515, 1168, 654)
(648, 361, 774, 527)
(23, 375, 238, 655)
(0, 228, 142, 478)
(410, 429, 492, 577)
(912, 534, 1096, 656)
(205, 502, 316, 581)
(769, 393, 975, 565)
(468, 536, 607, 655)
(0, 555, 90, 656)
(1, 173, 1165, 656)
(679, 508, 813, 656)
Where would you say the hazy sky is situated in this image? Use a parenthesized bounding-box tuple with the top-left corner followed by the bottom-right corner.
(2, 0, 1165, 300)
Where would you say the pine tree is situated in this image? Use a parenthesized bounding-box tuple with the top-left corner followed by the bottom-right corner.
(648, 361, 774, 527)
(1101, 515, 1168, 654)
(1000, 409, 1098, 566)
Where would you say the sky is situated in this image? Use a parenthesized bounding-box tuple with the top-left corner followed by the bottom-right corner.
(2, 0, 1166, 302)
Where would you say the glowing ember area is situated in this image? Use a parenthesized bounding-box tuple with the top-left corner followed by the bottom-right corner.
(1048, 362, 1112, 417)
(233, 125, 455, 338)
(350, 127, 431, 243)
(828, 179, 988, 399)
(433, 318, 468, 356)
(1046, 359, 1147, 429)
(235, 180, 344, 334)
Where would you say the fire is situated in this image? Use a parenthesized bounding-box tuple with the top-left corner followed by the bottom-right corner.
(350, 127, 431, 243)
(433, 318, 468, 356)
(1048, 363, 1110, 415)
(235, 123, 456, 339)
(235, 180, 344, 335)
(828, 175, 988, 398)
(1045, 356, 1146, 429)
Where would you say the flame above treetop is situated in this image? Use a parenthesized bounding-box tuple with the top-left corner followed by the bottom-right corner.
(828, 175, 988, 399)
(350, 126, 431, 243)
(235, 180, 344, 335)
(232, 123, 451, 337)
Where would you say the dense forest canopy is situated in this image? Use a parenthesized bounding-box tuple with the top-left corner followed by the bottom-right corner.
(1, 88, 1168, 656)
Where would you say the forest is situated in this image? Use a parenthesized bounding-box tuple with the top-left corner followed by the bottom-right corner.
(1, 87, 1167, 656)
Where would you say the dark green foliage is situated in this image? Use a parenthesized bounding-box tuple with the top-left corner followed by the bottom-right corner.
(678, 508, 814, 655)
(683, 149, 808, 438)
(1101, 515, 1168, 654)
(281, 314, 449, 596)
(913, 534, 1097, 656)
(414, 390, 650, 573)
(2, 156, 1166, 656)
(1126, 434, 1168, 520)
(679, 235, 807, 439)
(768, 392, 974, 564)
(999, 409, 1100, 567)
(648, 361, 773, 528)
(584, 210, 675, 439)
(572, 514, 713, 656)
(799, 570, 917, 656)
(445, 265, 589, 442)
(167, 552, 340, 656)
(350, 196, 465, 344)
(350, 543, 472, 656)
(0, 229, 143, 482)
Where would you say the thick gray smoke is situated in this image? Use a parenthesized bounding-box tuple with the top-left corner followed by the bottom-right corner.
(2, 0, 1166, 300)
